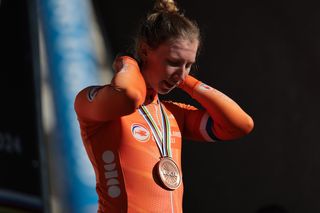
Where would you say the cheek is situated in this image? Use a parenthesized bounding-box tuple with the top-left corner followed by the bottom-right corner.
(163, 65, 178, 76)
(153, 65, 172, 80)
(148, 68, 163, 84)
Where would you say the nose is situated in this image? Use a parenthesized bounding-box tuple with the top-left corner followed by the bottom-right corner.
(172, 67, 187, 83)
(172, 72, 183, 83)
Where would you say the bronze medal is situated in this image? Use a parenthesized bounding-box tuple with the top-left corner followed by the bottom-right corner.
(139, 102, 181, 190)
(157, 157, 182, 190)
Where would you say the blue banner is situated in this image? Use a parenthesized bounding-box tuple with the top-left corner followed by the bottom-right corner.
(38, 0, 100, 212)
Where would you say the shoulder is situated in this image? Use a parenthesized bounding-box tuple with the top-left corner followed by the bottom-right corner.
(161, 100, 198, 111)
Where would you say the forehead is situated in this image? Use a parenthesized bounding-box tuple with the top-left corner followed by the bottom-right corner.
(155, 38, 199, 60)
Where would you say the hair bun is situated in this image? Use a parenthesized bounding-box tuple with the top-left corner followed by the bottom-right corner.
(153, 0, 179, 13)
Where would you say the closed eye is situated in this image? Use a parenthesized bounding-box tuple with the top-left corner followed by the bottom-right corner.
(167, 59, 194, 69)
(167, 59, 182, 67)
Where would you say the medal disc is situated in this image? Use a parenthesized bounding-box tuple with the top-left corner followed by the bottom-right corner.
(157, 157, 182, 190)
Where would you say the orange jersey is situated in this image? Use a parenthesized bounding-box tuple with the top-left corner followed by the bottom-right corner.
(75, 88, 217, 213)
(74, 56, 253, 213)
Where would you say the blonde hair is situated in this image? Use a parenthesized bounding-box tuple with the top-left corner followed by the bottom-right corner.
(153, 0, 179, 13)
(134, 0, 201, 61)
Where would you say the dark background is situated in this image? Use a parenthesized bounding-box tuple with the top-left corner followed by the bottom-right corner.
(1, 0, 320, 213)
(0, 0, 41, 196)
(0, 0, 46, 212)
(91, 0, 320, 213)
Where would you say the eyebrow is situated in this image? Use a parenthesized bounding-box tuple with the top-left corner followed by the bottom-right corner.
(167, 57, 195, 64)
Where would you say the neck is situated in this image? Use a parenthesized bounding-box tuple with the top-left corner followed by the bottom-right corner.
(141, 70, 158, 105)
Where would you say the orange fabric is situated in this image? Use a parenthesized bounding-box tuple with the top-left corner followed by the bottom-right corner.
(75, 96, 208, 212)
(74, 56, 146, 122)
(74, 56, 253, 212)
(179, 75, 254, 140)
(74, 55, 211, 212)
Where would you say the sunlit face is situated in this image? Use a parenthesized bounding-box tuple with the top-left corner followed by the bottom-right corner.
(141, 38, 199, 94)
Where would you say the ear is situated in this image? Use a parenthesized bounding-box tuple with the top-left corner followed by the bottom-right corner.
(139, 42, 149, 59)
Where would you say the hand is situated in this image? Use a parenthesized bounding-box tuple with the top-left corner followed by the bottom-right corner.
(112, 56, 126, 73)
(112, 53, 137, 73)
(112, 54, 139, 73)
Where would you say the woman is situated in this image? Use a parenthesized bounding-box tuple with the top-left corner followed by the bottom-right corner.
(74, 0, 254, 212)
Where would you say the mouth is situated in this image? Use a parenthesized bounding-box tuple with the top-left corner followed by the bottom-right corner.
(164, 80, 174, 88)
(162, 80, 179, 90)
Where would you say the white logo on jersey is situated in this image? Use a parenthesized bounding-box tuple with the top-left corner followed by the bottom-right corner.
(199, 83, 213, 91)
(87, 86, 101, 102)
(102, 150, 121, 198)
(131, 124, 150, 142)
(172, 131, 181, 138)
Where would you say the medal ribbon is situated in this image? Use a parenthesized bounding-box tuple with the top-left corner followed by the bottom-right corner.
(138, 101, 172, 158)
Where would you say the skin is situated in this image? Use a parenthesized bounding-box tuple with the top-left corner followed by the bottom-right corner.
(140, 38, 199, 95)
